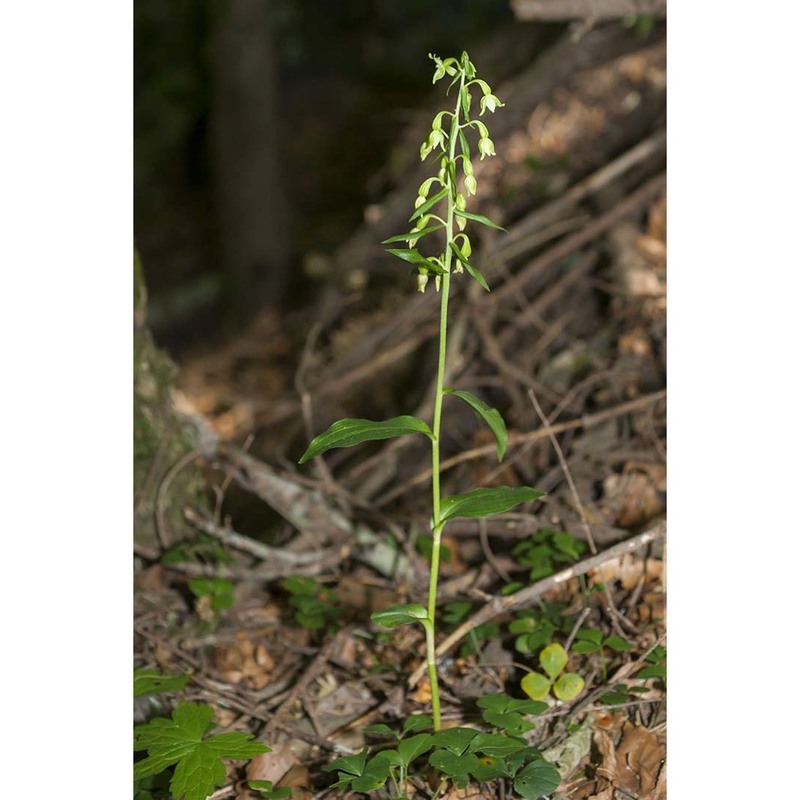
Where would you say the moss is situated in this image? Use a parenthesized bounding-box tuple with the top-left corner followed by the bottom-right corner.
(134, 248, 208, 551)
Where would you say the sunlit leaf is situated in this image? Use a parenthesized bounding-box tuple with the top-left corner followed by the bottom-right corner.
(439, 486, 545, 524)
(370, 603, 428, 628)
(540, 643, 568, 681)
(454, 209, 507, 231)
(553, 673, 585, 701)
(409, 187, 450, 222)
(385, 248, 446, 274)
(520, 672, 551, 702)
(398, 733, 434, 766)
(381, 224, 446, 244)
(428, 750, 481, 777)
(134, 668, 190, 699)
(299, 417, 433, 464)
(433, 727, 479, 756)
(444, 387, 507, 459)
(468, 732, 526, 757)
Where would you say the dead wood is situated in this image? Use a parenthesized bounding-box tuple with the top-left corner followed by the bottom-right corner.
(511, 0, 666, 21)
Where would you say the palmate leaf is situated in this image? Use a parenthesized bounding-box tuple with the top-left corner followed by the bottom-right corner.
(299, 416, 433, 464)
(439, 486, 545, 524)
(444, 387, 507, 459)
(134, 703, 269, 800)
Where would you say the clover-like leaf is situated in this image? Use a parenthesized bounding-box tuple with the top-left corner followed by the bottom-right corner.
(433, 726, 479, 756)
(428, 750, 482, 777)
(403, 714, 434, 735)
(398, 733, 434, 766)
(134, 703, 269, 800)
(604, 635, 633, 653)
(439, 486, 545, 524)
(540, 643, 569, 682)
(520, 672, 551, 702)
(323, 748, 369, 777)
(553, 673, 585, 701)
(300, 417, 433, 464)
(371, 603, 428, 628)
(134, 668, 190, 698)
(468, 732, 527, 758)
(513, 758, 561, 799)
(444, 388, 507, 459)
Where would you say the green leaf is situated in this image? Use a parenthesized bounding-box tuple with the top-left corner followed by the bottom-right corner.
(409, 186, 449, 222)
(349, 755, 391, 792)
(481, 710, 534, 735)
(553, 673, 585, 701)
(248, 781, 293, 799)
(540, 643, 568, 681)
(370, 603, 428, 628)
(403, 715, 434, 735)
(364, 724, 397, 738)
(428, 750, 481, 777)
(468, 732, 526, 757)
(133, 703, 269, 800)
(600, 689, 629, 705)
(323, 748, 369, 776)
(471, 755, 512, 782)
(476, 694, 548, 716)
(520, 672, 551, 702)
(444, 388, 507, 459)
(637, 664, 667, 680)
(513, 758, 561, 799)
(439, 486, 545, 524)
(381, 223, 446, 244)
(454, 209, 507, 231)
(134, 668, 190, 698)
(299, 416, 433, 463)
(447, 241, 490, 291)
(572, 640, 601, 655)
(604, 636, 633, 653)
(385, 248, 446, 273)
(398, 733, 434, 765)
(433, 726, 479, 755)
(574, 629, 603, 645)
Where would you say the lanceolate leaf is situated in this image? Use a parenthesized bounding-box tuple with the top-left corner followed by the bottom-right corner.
(385, 248, 446, 274)
(444, 388, 507, 459)
(439, 486, 545, 524)
(381, 223, 446, 244)
(448, 242, 490, 291)
(299, 417, 433, 464)
(370, 603, 428, 628)
(409, 186, 450, 222)
(454, 208, 507, 231)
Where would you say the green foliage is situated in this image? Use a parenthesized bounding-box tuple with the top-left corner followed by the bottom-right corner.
(283, 576, 342, 632)
(443, 388, 507, 459)
(134, 667, 190, 698)
(371, 603, 428, 629)
(133, 703, 269, 800)
(160, 535, 234, 566)
(637, 645, 667, 681)
(512, 528, 586, 580)
(509, 602, 576, 655)
(572, 629, 633, 655)
(248, 780, 293, 799)
(187, 578, 234, 612)
(521, 643, 585, 703)
(299, 416, 433, 463)
(439, 486, 545, 525)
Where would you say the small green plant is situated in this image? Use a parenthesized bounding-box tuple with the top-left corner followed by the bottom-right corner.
(299, 51, 545, 734)
(521, 643, 585, 703)
(282, 576, 342, 632)
(134, 702, 269, 800)
(636, 644, 666, 682)
(572, 628, 632, 680)
(508, 601, 575, 656)
(134, 667, 191, 698)
(187, 577, 235, 612)
(512, 528, 586, 581)
(247, 780, 294, 799)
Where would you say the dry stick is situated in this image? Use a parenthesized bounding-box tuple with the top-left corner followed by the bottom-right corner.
(377, 390, 665, 508)
(408, 521, 665, 687)
(527, 387, 637, 636)
(488, 172, 666, 307)
(183, 507, 328, 566)
(154, 447, 202, 550)
(511, 0, 666, 21)
(497, 130, 665, 253)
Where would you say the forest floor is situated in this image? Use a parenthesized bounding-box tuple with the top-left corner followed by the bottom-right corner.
(135, 24, 666, 800)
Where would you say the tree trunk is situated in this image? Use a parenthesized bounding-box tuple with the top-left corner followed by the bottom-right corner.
(210, 0, 292, 321)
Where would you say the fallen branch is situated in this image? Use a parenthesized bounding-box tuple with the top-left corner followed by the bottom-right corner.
(511, 0, 666, 21)
(408, 520, 665, 686)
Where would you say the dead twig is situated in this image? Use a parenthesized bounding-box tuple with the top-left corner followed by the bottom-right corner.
(408, 521, 665, 687)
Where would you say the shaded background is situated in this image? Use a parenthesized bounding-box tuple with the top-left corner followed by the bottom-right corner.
(135, 0, 541, 350)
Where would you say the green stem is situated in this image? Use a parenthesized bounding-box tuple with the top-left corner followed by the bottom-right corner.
(426, 71, 465, 733)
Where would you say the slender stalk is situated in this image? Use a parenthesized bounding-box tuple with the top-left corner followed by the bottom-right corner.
(426, 72, 465, 732)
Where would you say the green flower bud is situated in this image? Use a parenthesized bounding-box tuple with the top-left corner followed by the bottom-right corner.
(417, 271, 429, 293)
(456, 214, 467, 231)
(480, 94, 504, 115)
(453, 261, 464, 274)
(456, 192, 466, 211)
(414, 195, 426, 209)
(429, 130, 445, 150)
(435, 275, 442, 292)
(420, 141, 433, 161)
(465, 174, 478, 196)
(478, 137, 496, 159)
(462, 157, 474, 176)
